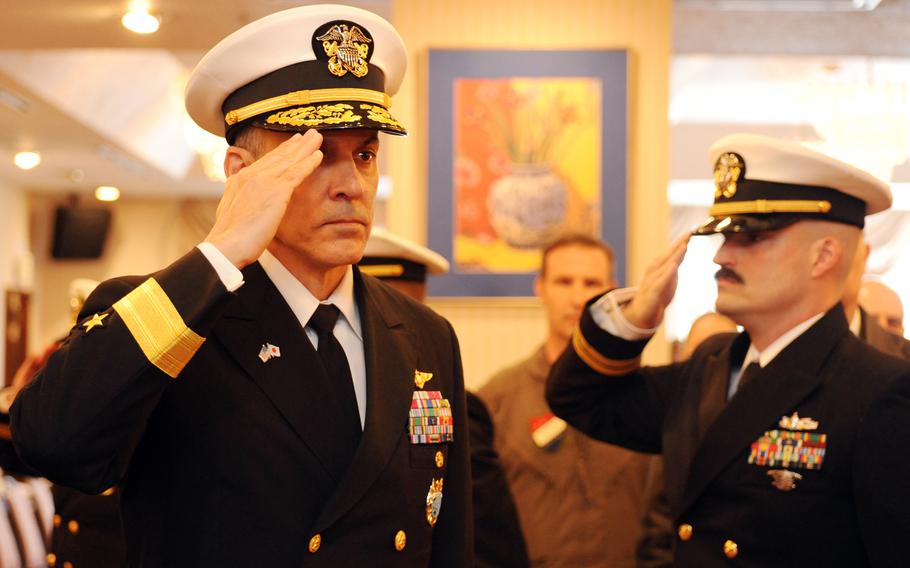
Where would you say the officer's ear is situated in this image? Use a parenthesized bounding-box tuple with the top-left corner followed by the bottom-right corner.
(224, 146, 256, 178)
(809, 236, 842, 279)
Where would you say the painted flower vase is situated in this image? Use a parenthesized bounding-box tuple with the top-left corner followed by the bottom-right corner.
(487, 163, 567, 248)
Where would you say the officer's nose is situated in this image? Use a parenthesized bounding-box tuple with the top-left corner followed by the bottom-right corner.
(328, 159, 366, 200)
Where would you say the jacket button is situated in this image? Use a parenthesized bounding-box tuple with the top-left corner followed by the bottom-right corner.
(724, 539, 739, 559)
(53, 514, 61, 528)
(308, 534, 322, 553)
(68, 520, 80, 535)
(677, 523, 693, 541)
(63, 562, 74, 568)
(46, 553, 57, 567)
(435, 451, 445, 469)
(394, 530, 407, 551)
(101, 487, 116, 496)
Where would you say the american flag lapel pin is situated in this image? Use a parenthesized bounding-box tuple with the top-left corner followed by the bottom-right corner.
(259, 343, 281, 363)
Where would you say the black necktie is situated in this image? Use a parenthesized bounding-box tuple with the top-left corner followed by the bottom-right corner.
(307, 304, 362, 455)
(737, 362, 761, 392)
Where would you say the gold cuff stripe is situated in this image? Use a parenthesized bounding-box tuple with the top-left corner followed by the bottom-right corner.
(113, 278, 205, 379)
(572, 328, 641, 376)
(225, 88, 391, 126)
(359, 264, 405, 278)
(709, 199, 832, 216)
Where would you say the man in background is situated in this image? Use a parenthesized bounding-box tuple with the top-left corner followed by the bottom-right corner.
(360, 228, 530, 568)
(358, 226, 449, 302)
(859, 280, 905, 338)
(678, 312, 738, 361)
(479, 233, 653, 567)
(844, 240, 910, 356)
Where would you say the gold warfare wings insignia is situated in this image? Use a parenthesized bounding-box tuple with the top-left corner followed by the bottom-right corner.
(414, 370, 433, 389)
(316, 24, 371, 78)
(778, 411, 819, 431)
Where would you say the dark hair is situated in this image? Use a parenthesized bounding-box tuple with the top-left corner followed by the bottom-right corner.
(540, 233, 615, 277)
(232, 126, 264, 158)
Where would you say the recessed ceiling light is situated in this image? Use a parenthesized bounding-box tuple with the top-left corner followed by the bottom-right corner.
(13, 151, 41, 170)
(122, 1, 160, 34)
(95, 186, 121, 202)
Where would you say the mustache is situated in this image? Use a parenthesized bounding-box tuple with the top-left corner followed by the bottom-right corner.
(715, 267, 744, 284)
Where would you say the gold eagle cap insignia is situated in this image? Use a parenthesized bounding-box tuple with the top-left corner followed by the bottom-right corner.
(316, 24, 371, 78)
(414, 370, 433, 389)
(714, 152, 743, 199)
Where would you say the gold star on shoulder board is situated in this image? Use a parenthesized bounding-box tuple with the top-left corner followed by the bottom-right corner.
(82, 313, 108, 334)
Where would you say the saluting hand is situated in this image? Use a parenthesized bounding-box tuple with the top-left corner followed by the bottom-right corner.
(623, 234, 690, 329)
(204, 130, 324, 269)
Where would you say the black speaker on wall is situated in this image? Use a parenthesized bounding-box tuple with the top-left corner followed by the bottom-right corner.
(51, 206, 112, 259)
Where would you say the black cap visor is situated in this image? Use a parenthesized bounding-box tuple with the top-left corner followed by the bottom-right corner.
(252, 101, 406, 137)
(692, 214, 803, 236)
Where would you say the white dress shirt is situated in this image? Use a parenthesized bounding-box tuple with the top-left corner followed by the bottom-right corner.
(197, 243, 367, 427)
(590, 287, 827, 399)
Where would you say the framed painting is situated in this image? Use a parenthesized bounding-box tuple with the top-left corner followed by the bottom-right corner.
(427, 49, 627, 296)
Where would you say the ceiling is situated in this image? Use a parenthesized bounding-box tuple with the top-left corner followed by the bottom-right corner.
(0, 0, 391, 199)
(1, 0, 909, 201)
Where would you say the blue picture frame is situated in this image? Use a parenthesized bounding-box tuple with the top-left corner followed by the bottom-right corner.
(427, 49, 628, 297)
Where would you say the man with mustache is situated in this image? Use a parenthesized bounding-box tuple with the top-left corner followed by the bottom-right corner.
(11, 5, 471, 567)
(637, 237, 910, 567)
(547, 134, 910, 566)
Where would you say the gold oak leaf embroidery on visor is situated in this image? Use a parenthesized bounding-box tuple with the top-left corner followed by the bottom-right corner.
(113, 278, 205, 379)
(266, 103, 362, 127)
(571, 328, 641, 376)
(359, 104, 402, 128)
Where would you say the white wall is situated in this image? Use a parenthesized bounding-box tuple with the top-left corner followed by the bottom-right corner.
(29, 195, 217, 348)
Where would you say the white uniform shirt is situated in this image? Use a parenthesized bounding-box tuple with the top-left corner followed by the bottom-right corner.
(198, 243, 367, 427)
(590, 287, 826, 398)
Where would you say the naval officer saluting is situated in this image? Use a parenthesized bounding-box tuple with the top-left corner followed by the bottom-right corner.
(12, 5, 472, 567)
(547, 134, 910, 567)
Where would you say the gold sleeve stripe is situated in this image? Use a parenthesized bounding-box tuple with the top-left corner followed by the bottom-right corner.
(709, 199, 831, 216)
(571, 327, 641, 376)
(113, 278, 205, 379)
(224, 87, 391, 126)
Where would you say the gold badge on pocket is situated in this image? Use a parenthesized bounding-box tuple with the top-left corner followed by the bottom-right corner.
(767, 469, 803, 491)
(425, 478, 444, 527)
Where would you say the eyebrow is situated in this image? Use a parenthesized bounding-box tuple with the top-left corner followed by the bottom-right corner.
(360, 133, 380, 146)
(320, 131, 380, 151)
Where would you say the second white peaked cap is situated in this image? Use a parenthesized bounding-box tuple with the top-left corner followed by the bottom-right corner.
(185, 4, 407, 141)
(695, 133, 893, 235)
(361, 227, 450, 276)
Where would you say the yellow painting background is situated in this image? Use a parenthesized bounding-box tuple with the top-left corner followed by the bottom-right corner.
(453, 77, 602, 273)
